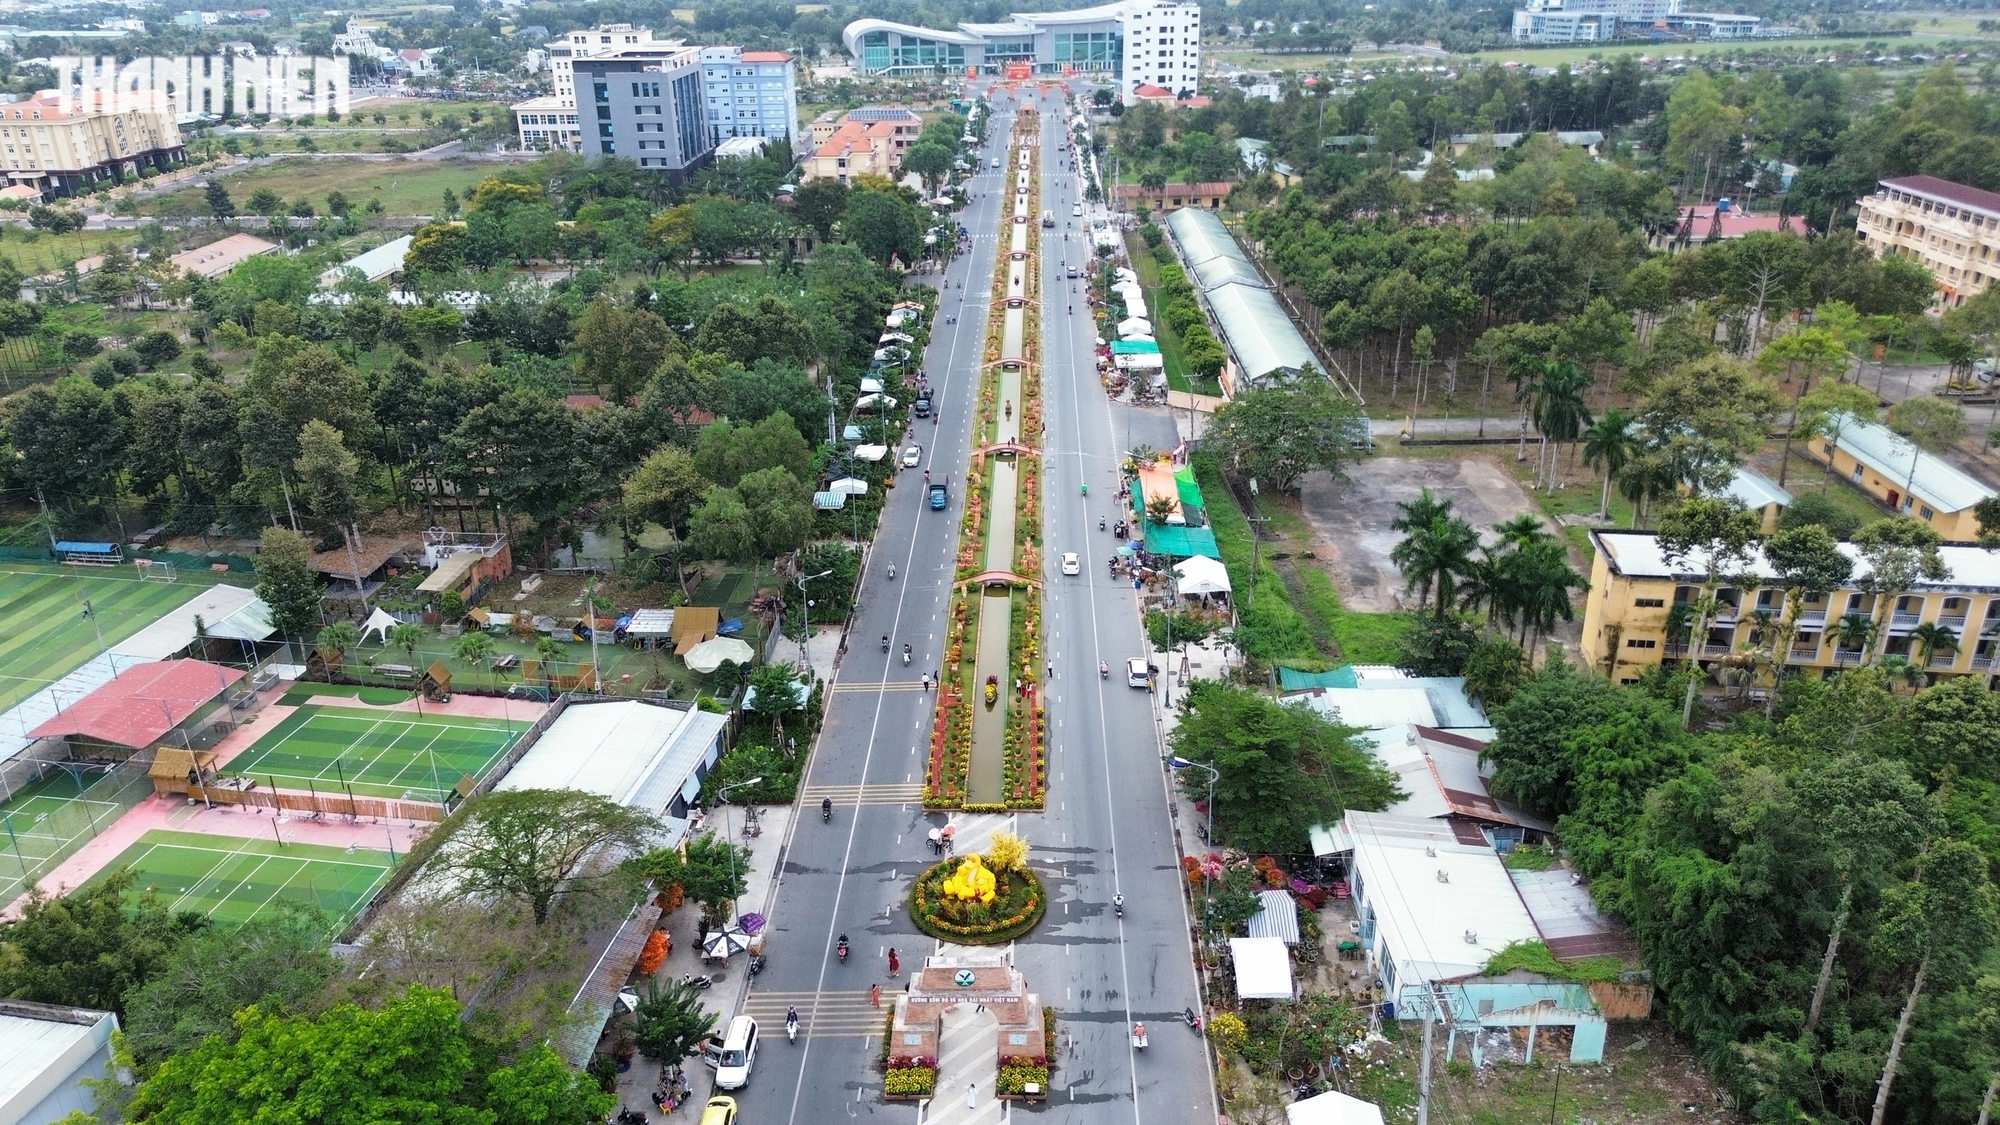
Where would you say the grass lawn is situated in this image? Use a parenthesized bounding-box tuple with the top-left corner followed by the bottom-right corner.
(0, 565, 214, 711)
(83, 828, 395, 928)
(223, 703, 527, 803)
(0, 227, 139, 277)
(1122, 232, 1221, 396)
(143, 157, 497, 219)
(1194, 454, 1409, 665)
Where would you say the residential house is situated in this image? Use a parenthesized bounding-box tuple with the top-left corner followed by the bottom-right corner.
(1803, 411, 1994, 539)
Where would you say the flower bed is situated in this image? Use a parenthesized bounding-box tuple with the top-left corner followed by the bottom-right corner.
(1000, 588, 1046, 809)
(996, 1055, 1051, 1098)
(924, 590, 978, 807)
(908, 857, 1046, 943)
(884, 1057, 938, 1099)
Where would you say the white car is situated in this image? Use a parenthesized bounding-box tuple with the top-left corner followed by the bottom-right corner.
(1060, 552, 1081, 576)
(902, 445, 922, 468)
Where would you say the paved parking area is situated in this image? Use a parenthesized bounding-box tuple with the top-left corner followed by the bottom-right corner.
(1298, 456, 1553, 614)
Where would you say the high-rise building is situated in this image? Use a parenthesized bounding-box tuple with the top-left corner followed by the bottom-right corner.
(842, 0, 1202, 106)
(515, 27, 799, 162)
(573, 50, 712, 174)
(0, 89, 183, 200)
(1509, 0, 1759, 41)
(698, 46, 798, 148)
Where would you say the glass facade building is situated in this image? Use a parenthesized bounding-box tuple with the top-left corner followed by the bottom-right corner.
(843, 1, 1199, 104)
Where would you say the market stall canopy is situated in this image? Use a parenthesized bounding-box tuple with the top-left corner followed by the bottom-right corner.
(830, 477, 870, 495)
(1114, 268, 1138, 283)
(853, 393, 898, 410)
(1174, 555, 1232, 595)
(1230, 936, 1295, 999)
(702, 926, 752, 960)
(684, 636, 755, 673)
(1286, 1090, 1386, 1125)
(859, 377, 885, 393)
(1116, 354, 1164, 371)
(853, 444, 889, 462)
(1117, 317, 1153, 338)
(1111, 340, 1161, 355)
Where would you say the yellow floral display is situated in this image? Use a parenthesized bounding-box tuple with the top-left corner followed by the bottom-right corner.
(940, 853, 998, 904)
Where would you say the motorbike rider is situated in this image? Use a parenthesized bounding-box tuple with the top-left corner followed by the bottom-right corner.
(822, 796, 833, 820)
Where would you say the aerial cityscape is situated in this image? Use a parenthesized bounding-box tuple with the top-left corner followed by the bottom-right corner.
(0, 2, 1997, 1125)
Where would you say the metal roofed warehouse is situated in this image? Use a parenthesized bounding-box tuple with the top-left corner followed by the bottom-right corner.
(1164, 208, 1317, 385)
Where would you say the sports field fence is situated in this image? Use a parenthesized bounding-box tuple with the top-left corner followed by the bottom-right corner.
(0, 749, 157, 904)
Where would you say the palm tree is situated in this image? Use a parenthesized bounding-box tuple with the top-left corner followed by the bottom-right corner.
(1506, 540, 1586, 656)
(1581, 408, 1637, 521)
(1389, 491, 1479, 620)
(1834, 612, 1878, 665)
(1457, 550, 1513, 638)
(1491, 513, 1553, 551)
(536, 636, 563, 694)
(317, 620, 361, 677)
(387, 622, 425, 666)
(1139, 168, 1168, 202)
(453, 632, 497, 686)
(1530, 360, 1593, 493)
(1909, 621, 1960, 670)
(1878, 653, 1927, 694)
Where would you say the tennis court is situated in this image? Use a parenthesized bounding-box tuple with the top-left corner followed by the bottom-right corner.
(223, 704, 528, 804)
(0, 765, 146, 903)
(85, 829, 395, 927)
(0, 565, 208, 712)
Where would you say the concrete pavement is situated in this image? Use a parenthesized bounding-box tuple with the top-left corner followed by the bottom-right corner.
(716, 83, 1218, 1125)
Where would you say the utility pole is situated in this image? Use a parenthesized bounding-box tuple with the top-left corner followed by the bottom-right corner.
(1245, 478, 1268, 613)
(33, 488, 56, 554)
(1419, 987, 1435, 1125)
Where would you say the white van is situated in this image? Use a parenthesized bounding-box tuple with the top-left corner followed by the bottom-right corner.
(715, 1016, 759, 1090)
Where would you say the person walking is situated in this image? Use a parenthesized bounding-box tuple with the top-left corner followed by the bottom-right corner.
(967, 1083, 977, 1108)
(887, 947, 900, 977)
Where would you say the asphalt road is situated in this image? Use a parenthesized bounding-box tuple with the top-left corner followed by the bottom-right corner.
(724, 85, 1216, 1125)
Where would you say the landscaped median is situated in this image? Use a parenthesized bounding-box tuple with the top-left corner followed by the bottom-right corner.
(908, 834, 1046, 944)
(924, 106, 1049, 812)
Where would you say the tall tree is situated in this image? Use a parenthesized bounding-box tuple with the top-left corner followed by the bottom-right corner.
(1852, 517, 1949, 665)
(1204, 374, 1365, 493)
(122, 906, 339, 1064)
(1870, 839, 1998, 1125)
(1581, 407, 1637, 520)
(1388, 488, 1478, 620)
(293, 420, 366, 596)
(0, 870, 204, 1016)
(572, 297, 674, 404)
(432, 790, 661, 925)
(253, 526, 322, 643)
(1657, 497, 1762, 727)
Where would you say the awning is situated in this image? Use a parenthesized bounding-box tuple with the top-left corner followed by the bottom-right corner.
(1116, 354, 1164, 371)
(814, 491, 848, 510)
(1230, 936, 1294, 999)
(829, 477, 869, 495)
(1137, 524, 1220, 560)
(1248, 890, 1300, 945)
(859, 377, 885, 393)
(1173, 555, 1231, 596)
(417, 550, 481, 594)
(1110, 340, 1161, 355)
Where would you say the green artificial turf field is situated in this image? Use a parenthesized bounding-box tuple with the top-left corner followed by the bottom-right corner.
(0, 766, 136, 903)
(86, 829, 395, 927)
(0, 566, 210, 712)
(222, 704, 528, 803)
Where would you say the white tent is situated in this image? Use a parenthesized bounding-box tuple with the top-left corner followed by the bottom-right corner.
(1116, 353, 1165, 371)
(685, 636, 755, 674)
(1117, 317, 1153, 338)
(1114, 267, 1138, 283)
(1229, 936, 1294, 1000)
(854, 392, 898, 411)
(1287, 1090, 1386, 1125)
(853, 444, 889, 462)
(859, 377, 885, 394)
(829, 477, 870, 495)
(1174, 555, 1232, 596)
(358, 606, 401, 644)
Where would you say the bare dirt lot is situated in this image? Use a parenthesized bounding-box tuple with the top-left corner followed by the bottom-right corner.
(1299, 455, 1556, 614)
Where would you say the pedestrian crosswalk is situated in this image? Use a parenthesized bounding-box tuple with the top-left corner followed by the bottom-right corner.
(941, 811, 1013, 856)
(741, 990, 888, 1039)
(802, 782, 926, 807)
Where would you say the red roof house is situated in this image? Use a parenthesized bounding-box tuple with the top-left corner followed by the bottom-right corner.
(31, 660, 244, 751)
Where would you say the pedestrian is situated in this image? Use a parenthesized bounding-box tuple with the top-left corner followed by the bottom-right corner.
(872, 983, 881, 1008)
(967, 1083, 977, 1108)
(888, 947, 900, 977)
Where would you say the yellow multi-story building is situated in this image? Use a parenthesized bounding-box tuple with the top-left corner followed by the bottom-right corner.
(1802, 412, 1994, 542)
(1581, 529, 2000, 685)
(0, 90, 183, 200)
(1855, 174, 2000, 309)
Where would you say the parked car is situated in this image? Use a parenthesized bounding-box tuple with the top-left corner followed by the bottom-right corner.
(1061, 552, 1080, 576)
(902, 445, 922, 468)
(1126, 657, 1150, 688)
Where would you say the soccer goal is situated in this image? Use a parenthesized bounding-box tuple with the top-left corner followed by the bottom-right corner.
(135, 559, 177, 583)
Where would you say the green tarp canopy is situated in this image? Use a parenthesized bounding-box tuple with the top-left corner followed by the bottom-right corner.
(1175, 466, 1205, 510)
(1278, 666, 1360, 692)
(1137, 523, 1220, 560)
(1111, 340, 1161, 355)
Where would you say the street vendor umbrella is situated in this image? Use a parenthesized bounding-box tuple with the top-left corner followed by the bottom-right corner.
(703, 926, 751, 960)
(737, 912, 767, 936)
(685, 636, 756, 674)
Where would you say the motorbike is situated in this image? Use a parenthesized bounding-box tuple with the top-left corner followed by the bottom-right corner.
(1100, 517, 1106, 531)
(887, 564, 896, 580)
(748, 954, 767, 977)
(682, 972, 715, 990)
(984, 675, 999, 707)
(1099, 661, 1109, 678)
(837, 936, 850, 963)
(902, 644, 912, 666)
(1114, 893, 1124, 918)
(1183, 1007, 1203, 1032)
(822, 797, 833, 823)
(786, 1009, 800, 1044)
(881, 635, 890, 652)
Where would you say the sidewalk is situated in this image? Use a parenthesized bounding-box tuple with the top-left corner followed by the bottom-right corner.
(768, 623, 842, 686)
(610, 803, 795, 1121)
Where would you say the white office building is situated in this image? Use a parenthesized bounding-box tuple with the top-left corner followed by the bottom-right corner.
(1510, 0, 1758, 41)
(843, 0, 1201, 106)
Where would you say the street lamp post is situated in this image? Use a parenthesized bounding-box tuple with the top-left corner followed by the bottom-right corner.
(715, 776, 764, 924)
(795, 569, 832, 690)
(1169, 756, 1219, 892)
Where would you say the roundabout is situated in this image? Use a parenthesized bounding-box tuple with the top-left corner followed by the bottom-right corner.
(909, 849, 1047, 944)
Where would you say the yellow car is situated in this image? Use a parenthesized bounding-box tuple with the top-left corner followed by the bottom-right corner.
(699, 1096, 738, 1125)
